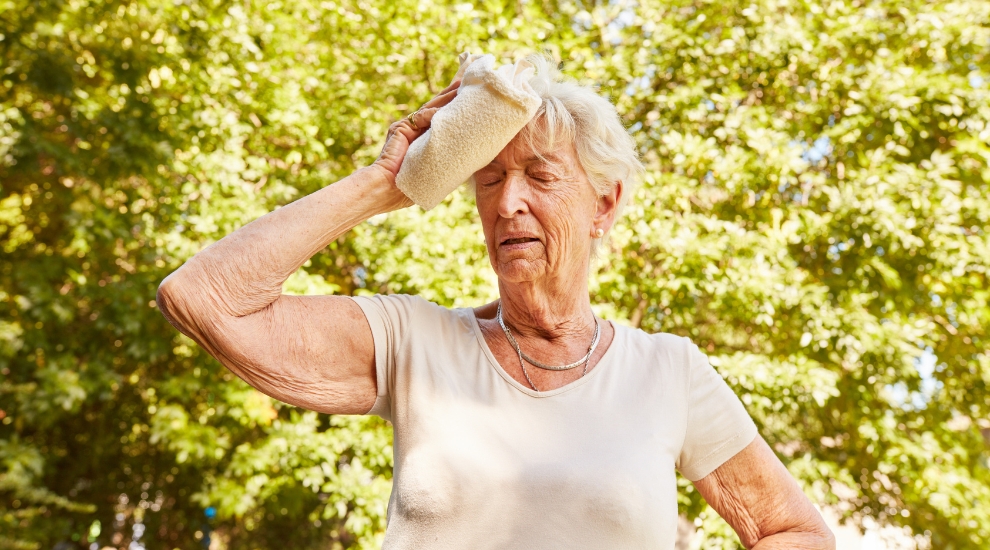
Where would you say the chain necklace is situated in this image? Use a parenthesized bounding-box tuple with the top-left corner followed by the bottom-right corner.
(496, 301, 601, 392)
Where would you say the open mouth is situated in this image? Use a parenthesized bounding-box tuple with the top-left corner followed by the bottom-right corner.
(501, 237, 540, 245)
(502, 237, 539, 244)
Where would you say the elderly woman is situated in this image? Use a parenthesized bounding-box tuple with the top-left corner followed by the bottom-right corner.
(157, 55, 834, 549)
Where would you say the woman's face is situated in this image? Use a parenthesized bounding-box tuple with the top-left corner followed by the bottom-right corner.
(474, 137, 617, 285)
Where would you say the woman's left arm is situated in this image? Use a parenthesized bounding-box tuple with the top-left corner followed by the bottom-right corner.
(693, 436, 836, 550)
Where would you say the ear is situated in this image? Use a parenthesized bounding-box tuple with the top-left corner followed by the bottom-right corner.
(593, 180, 623, 233)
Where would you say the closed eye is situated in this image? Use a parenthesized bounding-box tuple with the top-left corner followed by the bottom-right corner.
(477, 175, 503, 186)
(475, 170, 504, 186)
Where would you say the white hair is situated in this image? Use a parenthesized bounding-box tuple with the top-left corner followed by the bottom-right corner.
(470, 53, 644, 251)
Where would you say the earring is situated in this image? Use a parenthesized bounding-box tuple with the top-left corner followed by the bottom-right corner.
(594, 228, 605, 238)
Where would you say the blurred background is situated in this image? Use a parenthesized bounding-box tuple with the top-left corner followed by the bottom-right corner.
(1, 0, 989, 548)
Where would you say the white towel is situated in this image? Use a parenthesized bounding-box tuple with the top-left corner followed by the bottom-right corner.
(395, 52, 542, 210)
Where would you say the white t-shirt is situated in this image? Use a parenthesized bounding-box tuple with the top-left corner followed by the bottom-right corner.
(353, 294, 758, 550)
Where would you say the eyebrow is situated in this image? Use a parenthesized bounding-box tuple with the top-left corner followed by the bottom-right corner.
(484, 153, 566, 168)
(523, 153, 565, 164)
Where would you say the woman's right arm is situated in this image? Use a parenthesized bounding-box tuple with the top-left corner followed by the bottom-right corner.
(156, 82, 458, 414)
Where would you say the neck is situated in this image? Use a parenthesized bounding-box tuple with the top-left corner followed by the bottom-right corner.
(497, 269, 595, 341)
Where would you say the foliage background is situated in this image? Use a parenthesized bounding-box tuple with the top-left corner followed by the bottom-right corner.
(2, 0, 989, 548)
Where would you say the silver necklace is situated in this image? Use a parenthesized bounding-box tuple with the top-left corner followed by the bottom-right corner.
(496, 301, 601, 391)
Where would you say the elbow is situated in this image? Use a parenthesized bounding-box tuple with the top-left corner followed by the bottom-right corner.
(156, 271, 186, 330)
(157, 268, 243, 371)
(157, 268, 206, 333)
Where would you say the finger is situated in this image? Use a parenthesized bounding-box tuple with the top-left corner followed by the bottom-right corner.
(392, 103, 442, 141)
(422, 88, 457, 110)
(401, 113, 421, 134)
(437, 79, 461, 96)
(423, 90, 457, 109)
(413, 107, 440, 129)
(381, 121, 405, 153)
(390, 122, 421, 147)
(423, 81, 460, 109)
(383, 124, 398, 146)
(403, 107, 440, 134)
(432, 88, 459, 110)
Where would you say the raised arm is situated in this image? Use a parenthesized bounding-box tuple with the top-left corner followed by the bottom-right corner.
(156, 81, 459, 414)
(693, 436, 835, 549)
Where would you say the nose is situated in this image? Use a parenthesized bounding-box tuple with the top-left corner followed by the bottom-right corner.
(497, 172, 529, 219)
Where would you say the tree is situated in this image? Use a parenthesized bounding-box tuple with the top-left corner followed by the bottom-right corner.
(1, 0, 988, 548)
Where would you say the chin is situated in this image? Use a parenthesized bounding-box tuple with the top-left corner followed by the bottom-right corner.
(495, 259, 547, 283)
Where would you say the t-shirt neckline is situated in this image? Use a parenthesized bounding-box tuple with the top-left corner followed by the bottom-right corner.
(464, 308, 620, 398)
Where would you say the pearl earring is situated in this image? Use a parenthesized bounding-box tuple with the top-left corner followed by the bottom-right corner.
(595, 228, 605, 238)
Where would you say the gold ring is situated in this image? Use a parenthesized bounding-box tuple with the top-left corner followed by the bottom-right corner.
(406, 111, 420, 130)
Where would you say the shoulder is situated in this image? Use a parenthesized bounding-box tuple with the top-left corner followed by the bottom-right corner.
(613, 324, 701, 362)
(351, 292, 443, 309)
(350, 293, 462, 328)
(610, 325, 712, 388)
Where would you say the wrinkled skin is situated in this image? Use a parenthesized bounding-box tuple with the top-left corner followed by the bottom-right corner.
(475, 141, 603, 286)
(472, 136, 620, 391)
(156, 79, 833, 549)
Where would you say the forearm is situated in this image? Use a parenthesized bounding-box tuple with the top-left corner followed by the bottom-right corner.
(694, 438, 835, 550)
(159, 165, 408, 321)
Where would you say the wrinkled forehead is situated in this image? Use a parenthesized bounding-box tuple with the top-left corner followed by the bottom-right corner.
(483, 116, 578, 170)
(484, 144, 570, 169)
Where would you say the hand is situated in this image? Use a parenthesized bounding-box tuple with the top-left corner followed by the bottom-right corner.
(372, 80, 461, 186)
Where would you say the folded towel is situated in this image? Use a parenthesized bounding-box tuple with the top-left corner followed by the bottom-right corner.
(395, 52, 542, 210)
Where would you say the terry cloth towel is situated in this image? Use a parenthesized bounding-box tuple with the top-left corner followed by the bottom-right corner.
(395, 52, 542, 210)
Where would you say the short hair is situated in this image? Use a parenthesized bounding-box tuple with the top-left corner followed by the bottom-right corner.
(470, 53, 644, 251)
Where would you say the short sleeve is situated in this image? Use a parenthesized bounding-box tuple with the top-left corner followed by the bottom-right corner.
(676, 340, 759, 481)
(350, 294, 424, 422)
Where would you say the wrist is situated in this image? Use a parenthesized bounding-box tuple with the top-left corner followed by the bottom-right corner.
(359, 165, 414, 212)
(365, 162, 395, 187)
